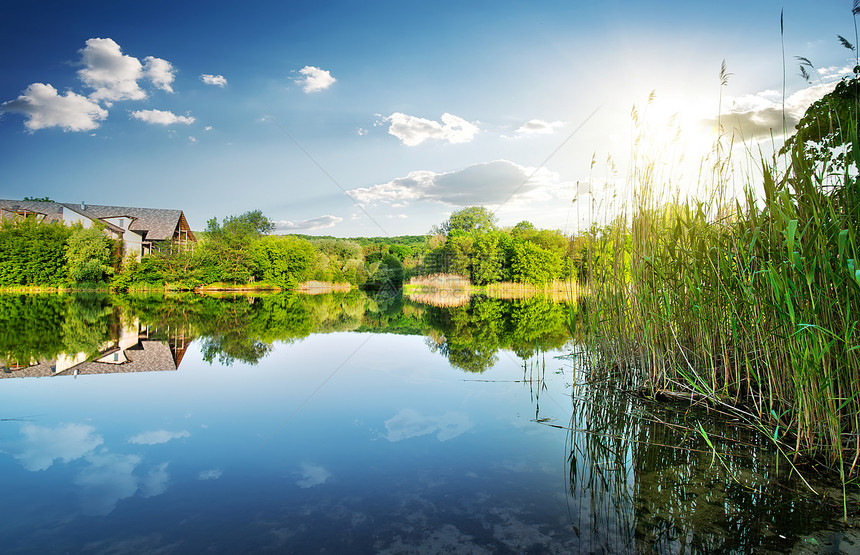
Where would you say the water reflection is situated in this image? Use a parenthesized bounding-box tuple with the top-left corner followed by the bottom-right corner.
(0, 292, 572, 378)
(0, 291, 852, 552)
(564, 365, 845, 553)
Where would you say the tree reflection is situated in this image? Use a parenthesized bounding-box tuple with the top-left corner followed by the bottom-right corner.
(1, 291, 573, 373)
(423, 295, 571, 372)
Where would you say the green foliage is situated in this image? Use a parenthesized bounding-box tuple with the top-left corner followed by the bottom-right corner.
(308, 238, 366, 284)
(65, 224, 114, 284)
(434, 206, 498, 235)
(782, 73, 860, 181)
(201, 210, 275, 283)
(0, 218, 71, 286)
(367, 253, 405, 289)
(253, 235, 315, 288)
(509, 239, 563, 285)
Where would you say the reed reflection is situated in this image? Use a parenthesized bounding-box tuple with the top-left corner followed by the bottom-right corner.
(564, 361, 840, 554)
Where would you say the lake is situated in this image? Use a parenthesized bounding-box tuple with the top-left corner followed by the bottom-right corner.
(0, 292, 853, 553)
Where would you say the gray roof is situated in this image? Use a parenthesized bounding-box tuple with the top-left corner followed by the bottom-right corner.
(0, 199, 191, 241)
(1, 341, 182, 379)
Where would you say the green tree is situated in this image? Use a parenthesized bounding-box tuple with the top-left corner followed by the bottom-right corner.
(253, 235, 316, 288)
(509, 239, 562, 285)
(434, 206, 498, 235)
(65, 225, 114, 283)
(202, 210, 274, 283)
(0, 218, 71, 286)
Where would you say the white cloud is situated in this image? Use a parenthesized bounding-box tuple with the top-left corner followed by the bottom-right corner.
(198, 468, 222, 480)
(383, 409, 473, 442)
(128, 429, 190, 445)
(143, 56, 175, 93)
(78, 38, 146, 103)
(77, 38, 177, 103)
(294, 66, 336, 93)
(1, 83, 108, 132)
(384, 112, 480, 146)
(201, 74, 227, 87)
(204, 125, 213, 131)
(296, 463, 331, 488)
(348, 160, 564, 207)
(514, 119, 565, 136)
(707, 81, 838, 139)
(12, 423, 104, 471)
(188, 136, 197, 143)
(275, 214, 343, 231)
(131, 109, 195, 126)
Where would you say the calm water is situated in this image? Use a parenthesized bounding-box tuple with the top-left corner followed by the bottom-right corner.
(0, 292, 853, 553)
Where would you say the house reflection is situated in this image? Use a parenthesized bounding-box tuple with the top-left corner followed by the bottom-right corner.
(0, 319, 193, 379)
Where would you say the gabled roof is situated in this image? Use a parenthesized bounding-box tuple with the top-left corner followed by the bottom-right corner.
(0, 199, 193, 241)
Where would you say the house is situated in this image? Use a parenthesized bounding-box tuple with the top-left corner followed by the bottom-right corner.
(0, 199, 195, 259)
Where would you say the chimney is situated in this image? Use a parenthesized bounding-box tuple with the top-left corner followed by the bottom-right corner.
(81, 201, 86, 211)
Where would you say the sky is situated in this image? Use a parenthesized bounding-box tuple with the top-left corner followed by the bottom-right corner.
(0, 1, 857, 237)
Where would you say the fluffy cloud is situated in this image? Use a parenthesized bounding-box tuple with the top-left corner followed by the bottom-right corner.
(348, 160, 563, 207)
(131, 109, 195, 125)
(704, 82, 838, 139)
(201, 74, 227, 87)
(383, 409, 473, 442)
(384, 112, 480, 146)
(514, 119, 564, 135)
(143, 56, 175, 93)
(1, 83, 108, 131)
(12, 423, 104, 471)
(274, 215, 343, 231)
(128, 429, 190, 445)
(3, 38, 182, 132)
(78, 38, 147, 103)
(294, 66, 336, 93)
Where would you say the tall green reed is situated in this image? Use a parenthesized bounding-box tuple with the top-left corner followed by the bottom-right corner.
(575, 83, 860, 518)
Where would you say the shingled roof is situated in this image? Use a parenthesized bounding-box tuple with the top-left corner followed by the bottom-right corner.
(0, 199, 194, 242)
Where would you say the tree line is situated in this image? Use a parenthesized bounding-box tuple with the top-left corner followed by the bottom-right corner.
(0, 205, 591, 291)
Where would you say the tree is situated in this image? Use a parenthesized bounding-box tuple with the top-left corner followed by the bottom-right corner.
(253, 235, 315, 288)
(509, 239, 562, 285)
(65, 225, 114, 283)
(0, 218, 70, 286)
(434, 206, 498, 235)
(782, 73, 860, 182)
(202, 210, 275, 283)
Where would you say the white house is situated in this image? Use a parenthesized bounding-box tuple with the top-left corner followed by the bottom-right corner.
(0, 199, 195, 260)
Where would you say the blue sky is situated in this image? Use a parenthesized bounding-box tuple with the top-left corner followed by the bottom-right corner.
(0, 1, 855, 236)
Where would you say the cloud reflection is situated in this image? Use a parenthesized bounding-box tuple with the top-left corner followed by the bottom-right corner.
(12, 423, 104, 471)
(296, 463, 331, 488)
(198, 468, 223, 480)
(128, 429, 190, 445)
(384, 409, 473, 442)
(75, 452, 142, 515)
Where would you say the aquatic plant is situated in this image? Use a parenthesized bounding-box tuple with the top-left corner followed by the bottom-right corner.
(574, 49, 860, 519)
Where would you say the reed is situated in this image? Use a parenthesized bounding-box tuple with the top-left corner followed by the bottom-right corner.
(576, 79, 860, 512)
